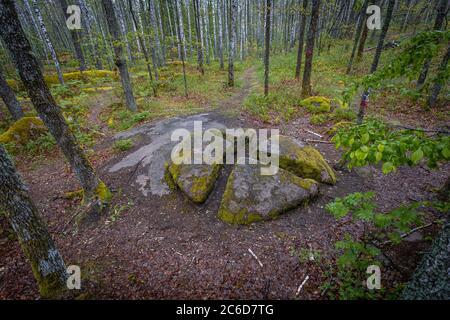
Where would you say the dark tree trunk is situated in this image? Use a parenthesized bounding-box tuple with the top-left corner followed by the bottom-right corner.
(356, 16, 369, 62)
(417, 0, 448, 89)
(264, 0, 271, 96)
(101, 0, 137, 112)
(357, 0, 395, 124)
(347, 0, 369, 74)
(0, 69, 24, 120)
(427, 42, 450, 108)
(175, 0, 188, 97)
(369, 0, 395, 73)
(58, 0, 86, 72)
(301, 0, 321, 97)
(0, 0, 107, 203)
(127, 0, 157, 97)
(295, 0, 308, 80)
(402, 217, 450, 300)
(0, 145, 67, 298)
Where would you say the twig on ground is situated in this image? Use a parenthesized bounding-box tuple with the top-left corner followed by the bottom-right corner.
(380, 223, 434, 246)
(296, 275, 310, 296)
(306, 139, 333, 144)
(304, 129, 323, 138)
(248, 248, 263, 268)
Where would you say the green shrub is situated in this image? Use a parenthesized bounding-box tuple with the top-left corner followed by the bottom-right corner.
(113, 139, 134, 152)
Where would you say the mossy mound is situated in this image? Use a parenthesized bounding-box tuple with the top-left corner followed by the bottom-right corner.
(300, 96, 332, 113)
(218, 165, 319, 225)
(274, 135, 337, 185)
(166, 161, 221, 204)
(7, 70, 118, 90)
(0, 117, 47, 145)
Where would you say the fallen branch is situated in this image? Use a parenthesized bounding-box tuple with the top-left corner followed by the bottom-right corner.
(389, 124, 450, 135)
(306, 139, 334, 144)
(248, 248, 263, 268)
(303, 129, 323, 138)
(296, 275, 310, 296)
(380, 223, 434, 246)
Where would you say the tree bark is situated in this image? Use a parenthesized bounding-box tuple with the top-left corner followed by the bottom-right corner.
(264, 0, 271, 96)
(346, 0, 369, 74)
(31, 0, 65, 85)
(301, 0, 321, 97)
(193, 0, 205, 74)
(58, 0, 87, 72)
(102, 0, 137, 112)
(128, 0, 156, 97)
(228, 0, 237, 87)
(357, 0, 395, 124)
(402, 217, 450, 299)
(0, 0, 107, 203)
(417, 0, 448, 89)
(295, 0, 308, 80)
(356, 16, 369, 62)
(0, 144, 67, 298)
(175, 0, 188, 97)
(0, 69, 24, 120)
(427, 42, 450, 108)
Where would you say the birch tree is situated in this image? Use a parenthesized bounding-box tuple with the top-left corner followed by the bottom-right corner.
(31, 0, 64, 85)
(102, 0, 137, 112)
(264, 0, 271, 96)
(228, 0, 237, 87)
(295, 0, 308, 80)
(0, 0, 111, 213)
(0, 144, 68, 298)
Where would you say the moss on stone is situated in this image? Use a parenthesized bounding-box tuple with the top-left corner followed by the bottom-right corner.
(164, 161, 178, 190)
(278, 136, 337, 185)
(300, 96, 332, 113)
(326, 121, 353, 136)
(0, 117, 46, 145)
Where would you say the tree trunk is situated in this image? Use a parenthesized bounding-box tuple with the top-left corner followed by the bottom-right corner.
(427, 42, 450, 108)
(175, 0, 188, 97)
(0, 144, 68, 298)
(346, 0, 369, 74)
(228, 0, 237, 87)
(357, 0, 395, 124)
(0, 69, 24, 120)
(264, 0, 271, 96)
(0, 0, 108, 204)
(58, 0, 86, 72)
(301, 0, 321, 97)
(295, 0, 308, 80)
(402, 217, 450, 299)
(356, 16, 369, 62)
(217, 0, 224, 69)
(102, 0, 137, 112)
(149, 0, 163, 67)
(128, 0, 156, 97)
(193, 0, 205, 74)
(417, 0, 448, 89)
(31, 0, 65, 85)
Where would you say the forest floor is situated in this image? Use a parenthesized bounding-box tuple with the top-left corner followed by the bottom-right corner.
(1, 63, 449, 299)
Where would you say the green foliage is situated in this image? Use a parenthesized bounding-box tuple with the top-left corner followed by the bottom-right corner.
(244, 91, 300, 123)
(332, 119, 450, 172)
(310, 114, 328, 125)
(113, 139, 134, 152)
(324, 191, 432, 299)
(343, 30, 450, 104)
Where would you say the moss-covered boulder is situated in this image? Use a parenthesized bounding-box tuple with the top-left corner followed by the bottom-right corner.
(272, 135, 337, 185)
(300, 96, 332, 113)
(0, 117, 47, 144)
(218, 165, 319, 225)
(166, 161, 221, 204)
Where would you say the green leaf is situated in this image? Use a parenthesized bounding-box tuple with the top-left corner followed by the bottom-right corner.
(411, 148, 424, 164)
(361, 133, 370, 144)
(382, 162, 394, 174)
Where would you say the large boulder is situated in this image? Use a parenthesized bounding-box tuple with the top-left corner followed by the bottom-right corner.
(218, 165, 319, 224)
(165, 161, 221, 204)
(272, 135, 337, 185)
